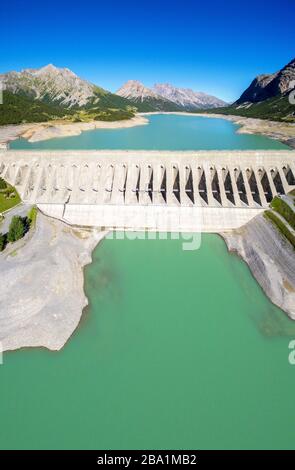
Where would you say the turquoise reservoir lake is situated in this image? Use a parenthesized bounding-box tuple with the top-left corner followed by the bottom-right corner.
(2, 115, 295, 450)
(11, 114, 288, 150)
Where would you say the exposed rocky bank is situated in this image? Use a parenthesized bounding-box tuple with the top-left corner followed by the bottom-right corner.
(196, 113, 295, 148)
(1, 210, 295, 354)
(0, 112, 294, 148)
(0, 114, 148, 147)
(0, 211, 106, 352)
(222, 214, 295, 320)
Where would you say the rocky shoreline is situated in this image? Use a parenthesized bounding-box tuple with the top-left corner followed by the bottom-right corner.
(140, 111, 295, 148)
(194, 113, 295, 149)
(221, 214, 295, 320)
(0, 211, 107, 352)
(0, 114, 148, 147)
(0, 112, 294, 148)
(1, 209, 295, 354)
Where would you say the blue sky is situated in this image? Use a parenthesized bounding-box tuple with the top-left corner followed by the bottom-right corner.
(1, 0, 294, 101)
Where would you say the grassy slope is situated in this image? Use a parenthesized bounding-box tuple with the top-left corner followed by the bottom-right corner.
(270, 196, 295, 230)
(264, 210, 295, 248)
(0, 181, 21, 213)
(196, 95, 295, 123)
(0, 91, 74, 125)
(91, 87, 141, 111)
(119, 95, 183, 112)
(264, 194, 295, 249)
(0, 90, 138, 125)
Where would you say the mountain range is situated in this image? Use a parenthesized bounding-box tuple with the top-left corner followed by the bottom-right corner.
(116, 80, 227, 111)
(0, 65, 226, 125)
(0, 64, 140, 125)
(236, 58, 295, 104)
(115, 80, 182, 112)
(206, 58, 295, 122)
(0, 59, 294, 126)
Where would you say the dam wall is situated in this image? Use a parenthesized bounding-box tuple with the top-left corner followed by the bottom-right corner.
(1, 150, 294, 232)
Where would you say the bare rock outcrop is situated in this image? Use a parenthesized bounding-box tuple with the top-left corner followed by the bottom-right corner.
(222, 214, 295, 319)
(0, 212, 106, 352)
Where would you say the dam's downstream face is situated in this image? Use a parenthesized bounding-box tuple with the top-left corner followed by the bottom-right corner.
(1, 149, 295, 231)
(1, 115, 295, 449)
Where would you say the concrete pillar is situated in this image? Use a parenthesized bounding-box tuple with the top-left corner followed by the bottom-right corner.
(92, 164, 101, 192)
(153, 164, 165, 205)
(166, 163, 177, 206)
(197, 167, 208, 207)
(66, 166, 74, 203)
(266, 169, 278, 199)
(70, 165, 82, 204)
(103, 164, 115, 204)
(37, 166, 47, 203)
(171, 165, 180, 205)
(8, 164, 16, 185)
(290, 164, 295, 186)
(79, 165, 90, 192)
(191, 166, 201, 206)
(29, 165, 45, 203)
(180, 165, 193, 206)
(111, 163, 126, 205)
(64, 165, 73, 191)
(139, 164, 152, 205)
(241, 169, 255, 207)
(11, 165, 22, 187)
(203, 166, 216, 207)
(253, 169, 268, 207)
(90, 164, 102, 204)
(20, 166, 33, 202)
(81, 163, 95, 204)
(55, 164, 70, 203)
(55, 165, 64, 191)
(86, 163, 96, 204)
(125, 163, 139, 205)
(228, 169, 241, 207)
(94, 164, 105, 205)
(179, 165, 187, 206)
(216, 168, 229, 207)
(277, 167, 290, 194)
(2, 163, 11, 182)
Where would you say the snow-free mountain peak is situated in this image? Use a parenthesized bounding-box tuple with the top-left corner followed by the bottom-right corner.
(236, 57, 295, 104)
(116, 79, 227, 110)
(1, 64, 96, 108)
(153, 83, 227, 109)
(116, 80, 163, 101)
(116, 80, 182, 111)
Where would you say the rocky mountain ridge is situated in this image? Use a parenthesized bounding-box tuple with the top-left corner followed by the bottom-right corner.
(236, 58, 295, 104)
(116, 79, 226, 110)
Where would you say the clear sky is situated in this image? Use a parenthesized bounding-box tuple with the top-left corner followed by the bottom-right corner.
(2, 0, 294, 102)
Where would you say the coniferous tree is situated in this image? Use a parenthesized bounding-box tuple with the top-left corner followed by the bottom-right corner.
(7, 216, 26, 243)
(0, 233, 6, 251)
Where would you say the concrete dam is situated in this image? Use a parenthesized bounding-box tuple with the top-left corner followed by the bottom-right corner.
(1, 149, 295, 232)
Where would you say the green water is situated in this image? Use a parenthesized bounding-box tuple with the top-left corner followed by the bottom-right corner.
(1, 115, 294, 449)
(1, 235, 295, 449)
(11, 114, 289, 150)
